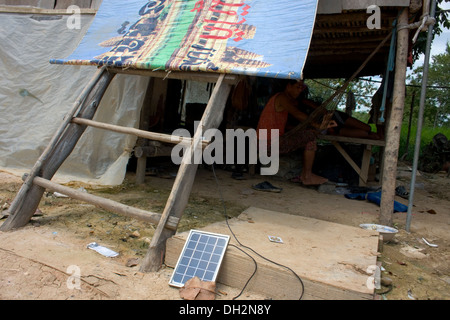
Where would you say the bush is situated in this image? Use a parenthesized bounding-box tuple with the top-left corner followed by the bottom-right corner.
(399, 125, 450, 163)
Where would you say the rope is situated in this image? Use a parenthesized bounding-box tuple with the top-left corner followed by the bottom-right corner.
(284, 30, 393, 139)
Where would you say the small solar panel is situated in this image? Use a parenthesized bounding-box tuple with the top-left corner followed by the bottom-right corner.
(169, 230, 230, 287)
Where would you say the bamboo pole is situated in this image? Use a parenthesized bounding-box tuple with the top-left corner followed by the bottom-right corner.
(71, 117, 210, 148)
(108, 67, 239, 84)
(135, 78, 155, 185)
(32, 177, 178, 230)
(379, 8, 409, 226)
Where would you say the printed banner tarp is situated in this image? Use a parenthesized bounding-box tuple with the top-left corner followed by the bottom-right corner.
(51, 0, 318, 79)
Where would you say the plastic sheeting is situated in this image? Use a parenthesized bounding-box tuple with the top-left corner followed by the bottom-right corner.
(51, 0, 319, 79)
(0, 13, 149, 185)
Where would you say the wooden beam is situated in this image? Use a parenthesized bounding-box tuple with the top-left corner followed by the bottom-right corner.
(318, 135, 385, 186)
(135, 78, 155, 185)
(360, 145, 372, 186)
(308, 47, 390, 57)
(108, 68, 239, 84)
(140, 74, 233, 272)
(379, 8, 409, 226)
(315, 11, 397, 24)
(331, 141, 363, 177)
(71, 117, 210, 148)
(0, 5, 96, 14)
(318, 134, 386, 147)
(0, 68, 114, 231)
(54, 0, 91, 9)
(310, 35, 390, 46)
(312, 26, 392, 35)
(32, 176, 179, 230)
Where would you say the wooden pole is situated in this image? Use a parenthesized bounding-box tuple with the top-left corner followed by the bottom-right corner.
(135, 78, 155, 184)
(379, 8, 409, 226)
(140, 74, 233, 272)
(32, 176, 179, 230)
(109, 67, 238, 84)
(0, 69, 115, 231)
(71, 118, 210, 148)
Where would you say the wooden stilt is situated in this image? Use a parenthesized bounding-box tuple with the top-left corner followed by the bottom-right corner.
(0, 68, 115, 231)
(379, 8, 409, 226)
(135, 78, 155, 185)
(140, 74, 233, 272)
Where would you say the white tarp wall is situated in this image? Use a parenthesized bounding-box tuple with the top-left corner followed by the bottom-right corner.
(0, 12, 149, 185)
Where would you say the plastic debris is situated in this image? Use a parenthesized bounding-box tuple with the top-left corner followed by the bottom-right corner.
(268, 235, 284, 243)
(53, 192, 69, 198)
(422, 237, 438, 248)
(87, 242, 119, 257)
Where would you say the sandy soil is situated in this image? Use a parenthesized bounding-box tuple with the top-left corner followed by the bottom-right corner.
(0, 162, 449, 300)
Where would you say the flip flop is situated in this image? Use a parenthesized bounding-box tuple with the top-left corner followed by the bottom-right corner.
(395, 186, 409, 199)
(252, 181, 282, 193)
(345, 193, 367, 200)
(231, 172, 245, 180)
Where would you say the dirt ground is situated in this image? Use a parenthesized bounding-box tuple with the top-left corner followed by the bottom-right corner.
(0, 161, 449, 300)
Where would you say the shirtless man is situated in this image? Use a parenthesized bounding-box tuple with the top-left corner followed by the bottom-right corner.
(257, 80, 336, 185)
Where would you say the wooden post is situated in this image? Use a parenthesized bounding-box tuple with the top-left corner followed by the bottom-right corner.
(379, 8, 409, 226)
(140, 74, 233, 272)
(135, 78, 155, 185)
(0, 69, 115, 231)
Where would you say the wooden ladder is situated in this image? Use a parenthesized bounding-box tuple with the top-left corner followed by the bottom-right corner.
(0, 66, 236, 272)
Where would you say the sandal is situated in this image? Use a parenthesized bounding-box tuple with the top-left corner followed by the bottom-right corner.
(395, 186, 409, 199)
(344, 193, 367, 200)
(252, 181, 282, 193)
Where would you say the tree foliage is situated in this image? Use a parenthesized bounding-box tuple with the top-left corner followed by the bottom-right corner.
(412, 0, 450, 60)
(405, 43, 450, 127)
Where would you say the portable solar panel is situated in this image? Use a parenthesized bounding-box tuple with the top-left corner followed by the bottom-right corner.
(169, 230, 230, 287)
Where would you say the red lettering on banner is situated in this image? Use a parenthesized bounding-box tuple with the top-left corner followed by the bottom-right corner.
(191, 0, 204, 12)
(233, 29, 245, 42)
(204, 18, 246, 25)
(200, 25, 234, 39)
(240, 4, 250, 16)
(212, 0, 244, 8)
(195, 1, 251, 41)
(209, 7, 237, 15)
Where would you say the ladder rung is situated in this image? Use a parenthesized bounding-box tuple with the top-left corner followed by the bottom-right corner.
(32, 176, 179, 230)
(71, 117, 210, 148)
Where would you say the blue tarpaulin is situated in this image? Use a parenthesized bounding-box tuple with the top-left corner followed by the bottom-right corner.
(51, 0, 318, 79)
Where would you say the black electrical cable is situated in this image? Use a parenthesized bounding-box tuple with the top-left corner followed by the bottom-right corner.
(227, 243, 258, 300)
(211, 164, 305, 300)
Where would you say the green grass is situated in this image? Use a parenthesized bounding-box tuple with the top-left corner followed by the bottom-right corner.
(399, 125, 450, 162)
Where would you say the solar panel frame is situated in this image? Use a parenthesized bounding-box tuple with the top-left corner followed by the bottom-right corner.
(169, 230, 230, 288)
